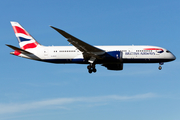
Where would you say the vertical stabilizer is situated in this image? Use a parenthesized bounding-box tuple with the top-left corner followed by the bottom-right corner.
(10, 21, 40, 50)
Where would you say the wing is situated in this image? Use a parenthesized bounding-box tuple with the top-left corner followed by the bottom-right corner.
(50, 26, 105, 56)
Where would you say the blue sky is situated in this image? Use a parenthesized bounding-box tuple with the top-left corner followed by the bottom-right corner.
(0, 0, 180, 120)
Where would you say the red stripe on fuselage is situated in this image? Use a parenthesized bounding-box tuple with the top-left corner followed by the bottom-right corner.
(21, 41, 38, 50)
(144, 48, 163, 51)
(12, 26, 31, 36)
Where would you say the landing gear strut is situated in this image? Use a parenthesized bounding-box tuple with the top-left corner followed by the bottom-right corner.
(158, 62, 164, 70)
(87, 64, 97, 73)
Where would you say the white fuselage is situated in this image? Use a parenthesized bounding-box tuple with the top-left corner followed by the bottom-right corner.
(22, 45, 175, 64)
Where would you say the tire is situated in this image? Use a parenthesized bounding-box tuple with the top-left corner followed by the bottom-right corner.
(93, 68, 97, 73)
(88, 69, 92, 73)
(158, 66, 162, 70)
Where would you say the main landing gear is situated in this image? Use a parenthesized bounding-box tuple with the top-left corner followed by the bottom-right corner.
(158, 62, 164, 70)
(87, 64, 97, 73)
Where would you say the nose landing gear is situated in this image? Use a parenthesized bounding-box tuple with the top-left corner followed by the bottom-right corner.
(158, 66, 162, 70)
(87, 64, 97, 73)
(158, 62, 164, 70)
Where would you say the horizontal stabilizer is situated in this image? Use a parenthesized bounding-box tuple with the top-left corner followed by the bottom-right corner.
(6, 44, 32, 54)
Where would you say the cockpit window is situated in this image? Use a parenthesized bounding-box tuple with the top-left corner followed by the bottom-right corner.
(166, 50, 171, 53)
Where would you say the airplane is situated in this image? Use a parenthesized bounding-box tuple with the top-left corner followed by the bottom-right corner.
(6, 22, 176, 73)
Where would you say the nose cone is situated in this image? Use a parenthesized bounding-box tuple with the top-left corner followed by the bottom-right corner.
(163, 49, 176, 62)
(169, 53, 176, 61)
(172, 54, 176, 61)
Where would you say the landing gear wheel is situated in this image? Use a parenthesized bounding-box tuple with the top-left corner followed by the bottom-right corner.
(88, 69, 92, 73)
(158, 62, 163, 70)
(92, 68, 97, 73)
(158, 66, 162, 70)
(87, 64, 96, 73)
(87, 65, 91, 69)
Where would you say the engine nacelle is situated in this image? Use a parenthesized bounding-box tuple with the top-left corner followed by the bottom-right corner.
(104, 51, 123, 62)
(102, 63, 123, 70)
(101, 51, 123, 70)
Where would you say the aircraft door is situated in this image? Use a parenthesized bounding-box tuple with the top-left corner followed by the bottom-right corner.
(76, 49, 80, 54)
(127, 47, 134, 59)
(44, 49, 48, 59)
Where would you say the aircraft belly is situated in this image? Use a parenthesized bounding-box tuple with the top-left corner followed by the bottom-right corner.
(123, 58, 171, 63)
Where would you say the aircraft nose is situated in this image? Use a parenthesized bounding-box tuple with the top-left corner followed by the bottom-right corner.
(170, 53, 176, 61)
(172, 54, 176, 60)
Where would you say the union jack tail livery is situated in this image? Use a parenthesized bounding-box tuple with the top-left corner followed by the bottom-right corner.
(10, 21, 40, 50)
